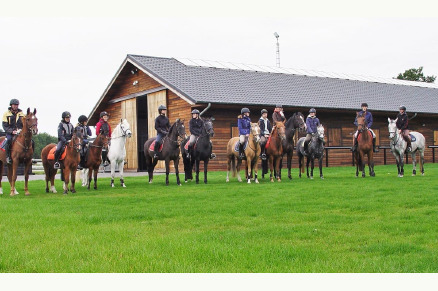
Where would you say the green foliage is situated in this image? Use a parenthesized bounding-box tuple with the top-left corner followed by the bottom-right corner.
(1, 164, 438, 272)
(396, 66, 436, 83)
(32, 132, 57, 158)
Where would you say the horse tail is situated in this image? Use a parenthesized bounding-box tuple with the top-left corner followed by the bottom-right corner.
(231, 155, 237, 177)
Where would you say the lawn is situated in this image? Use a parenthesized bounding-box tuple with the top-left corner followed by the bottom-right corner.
(0, 164, 437, 272)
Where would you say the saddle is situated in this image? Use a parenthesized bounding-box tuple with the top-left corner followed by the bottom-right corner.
(234, 140, 248, 152)
(47, 146, 67, 160)
(183, 138, 199, 151)
(149, 140, 164, 152)
(357, 129, 372, 141)
(409, 134, 416, 142)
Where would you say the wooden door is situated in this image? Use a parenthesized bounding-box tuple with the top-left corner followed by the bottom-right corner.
(434, 130, 438, 145)
(147, 90, 167, 168)
(328, 128, 341, 146)
(121, 98, 138, 170)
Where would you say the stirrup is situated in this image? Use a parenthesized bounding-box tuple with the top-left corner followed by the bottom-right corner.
(103, 161, 109, 167)
(186, 153, 190, 159)
(6, 157, 12, 164)
(77, 165, 83, 170)
(261, 153, 267, 160)
(210, 153, 216, 160)
(54, 162, 60, 169)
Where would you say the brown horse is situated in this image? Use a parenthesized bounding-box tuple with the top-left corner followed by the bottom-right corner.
(0, 108, 38, 196)
(41, 127, 83, 194)
(266, 122, 286, 182)
(226, 123, 261, 183)
(83, 133, 110, 190)
(354, 114, 375, 178)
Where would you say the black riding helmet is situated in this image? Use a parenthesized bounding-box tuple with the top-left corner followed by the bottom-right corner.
(399, 105, 406, 111)
(275, 104, 283, 108)
(191, 109, 200, 114)
(62, 111, 71, 119)
(78, 115, 88, 123)
(10, 99, 19, 106)
(241, 108, 250, 114)
(309, 108, 316, 113)
(261, 109, 268, 114)
(361, 103, 368, 107)
(158, 105, 167, 113)
(100, 111, 109, 118)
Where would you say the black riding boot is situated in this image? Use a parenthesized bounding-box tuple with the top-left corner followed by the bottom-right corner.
(406, 138, 412, 153)
(5, 140, 12, 164)
(153, 141, 160, 159)
(102, 150, 109, 166)
(372, 137, 379, 153)
(260, 144, 267, 160)
(239, 143, 245, 159)
(54, 150, 61, 169)
(186, 144, 192, 159)
(303, 141, 309, 154)
(351, 138, 358, 152)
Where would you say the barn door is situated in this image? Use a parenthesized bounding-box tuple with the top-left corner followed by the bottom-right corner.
(121, 98, 138, 170)
(328, 128, 341, 146)
(147, 90, 167, 169)
(434, 130, 438, 145)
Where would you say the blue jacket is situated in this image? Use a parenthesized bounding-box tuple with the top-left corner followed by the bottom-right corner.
(238, 115, 251, 135)
(306, 115, 320, 134)
(354, 110, 373, 128)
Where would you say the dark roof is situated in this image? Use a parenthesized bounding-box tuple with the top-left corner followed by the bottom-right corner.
(125, 55, 438, 114)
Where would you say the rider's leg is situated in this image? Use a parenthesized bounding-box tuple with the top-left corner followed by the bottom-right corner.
(54, 141, 65, 169)
(403, 130, 412, 152)
(351, 131, 358, 152)
(304, 134, 312, 153)
(239, 135, 245, 158)
(4, 135, 12, 164)
(369, 129, 379, 152)
(187, 135, 196, 158)
(153, 134, 163, 158)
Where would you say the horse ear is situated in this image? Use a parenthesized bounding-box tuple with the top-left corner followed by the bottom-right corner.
(387, 117, 391, 123)
(33, 108, 37, 115)
(121, 118, 123, 123)
(395, 118, 398, 123)
(27, 108, 30, 115)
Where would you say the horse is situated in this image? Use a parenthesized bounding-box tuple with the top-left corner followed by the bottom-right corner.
(388, 118, 426, 177)
(108, 119, 132, 187)
(143, 119, 186, 186)
(82, 133, 110, 190)
(265, 122, 286, 182)
(0, 108, 38, 196)
(226, 123, 261, 183)
(41, 127, 83, 194)
(297, 124, 325, 179)
(181, 117, 215, 184)
(280, 112, 307, 180)
(354, 114, 375, 178)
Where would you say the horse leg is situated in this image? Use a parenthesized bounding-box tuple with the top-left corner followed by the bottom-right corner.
(9, 162, 19, 196)
(254, 158, 259, 184)
(50, 167, 57, 193)
(411, 151, 417, 176)
(420, 149, 425, 175)
(269, 156, 274, 182)
(247, 159, 252, 184)
(236, 158, 242, 182)
(306, 157, 310, 178)
(70, 168, 77, 193)
(110, 161, 116, 187)
(204, 159, 208, 184)
(276, 157, 281, 182)
(119, 161, 126, 187)
(195, 159, 200, 184)
(287, 153, 292, 180)
(369, 152, 375, 177)
(360, 152, 365, 178)
(94, 168, 98, 189)
(175, 157, 181, 186)
(400, 153, 404, 177)
(0, 163, 3, 194)
(319, 156, 324, 179)
(63, 168, 70, 194)
(310, 158, 315, 179)
(87, 167, 92, 190)
(24, 159, 32, 195)
(226, 156, 231, 182)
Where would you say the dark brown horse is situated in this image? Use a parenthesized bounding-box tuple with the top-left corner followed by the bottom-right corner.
(354, 114, 375, 178)
(266, 121, 286, 182)
(0, 108, 38, 196)
(83, 133, 110, 190)
(41, 127, 83, 194)
(143, 119, 186, 186)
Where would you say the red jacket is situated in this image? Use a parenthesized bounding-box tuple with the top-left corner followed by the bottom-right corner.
(95, 118, 112, 137)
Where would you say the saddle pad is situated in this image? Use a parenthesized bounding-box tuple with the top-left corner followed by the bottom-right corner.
(265, 135, 272, 149)
(47, 146, 67, 161)
(149, 140, 164, 152)
(183, 139, 198, 151)
(409, 134, 416, 142)
(358, 130, 372, 141)
(0, 139, 6, 151)
(234, 140, 248, 152)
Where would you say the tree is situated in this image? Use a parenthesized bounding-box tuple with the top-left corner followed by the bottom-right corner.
(396, 66, 436, 83)
(32, 132, 58, 159)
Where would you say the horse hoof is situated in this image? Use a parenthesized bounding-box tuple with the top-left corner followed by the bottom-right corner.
(63, 191, 68, 195)
(226, 179, 229, 183)
(247, 180, 251, 184)
(0, 189, 3, 195)
(25, 192, 31, 196)
(422, 173, 425, 176)
(14, 190, 19, 195)
(178, 184, 182, 186)
(122, 184, 126, 188)
(255, 180, 259, 184)
(71, 190, 76, 193)
(310, 177, 313, 180)
(10, 193, 15, 197)
(320, 176, 324, 180)
(270, 179, 274, 182)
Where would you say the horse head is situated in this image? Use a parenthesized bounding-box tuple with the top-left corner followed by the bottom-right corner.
(274, 121, 286, 141)
(119, 118, 132, 138)
(98, 132, 111, 150)
(203, 117, 215, 138)
(24, 108, 38, 135)
(174, 119, 186, 140)
(72, 127, 84, 152)
(291, 112, 307, 132)
(316, 124, 325, 141)
(356, 113, 367, 132)
(388, 117, 398, 140)
(250, 123, 261, 143)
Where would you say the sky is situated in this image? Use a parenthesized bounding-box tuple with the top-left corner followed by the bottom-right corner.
(1, 1, 438, 137)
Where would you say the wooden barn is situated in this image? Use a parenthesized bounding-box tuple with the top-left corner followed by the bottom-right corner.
(88, 55, 438, 172)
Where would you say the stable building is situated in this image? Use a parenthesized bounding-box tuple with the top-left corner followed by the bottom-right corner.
(88, 54, 438, 172)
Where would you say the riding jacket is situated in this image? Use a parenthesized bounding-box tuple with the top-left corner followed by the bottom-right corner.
(189, 118, 204, 136)
(75, 123, 92, 143)
(354, 110, 373, 128)
(96, 118, 112, 137)
(155, 114, 170, 135)
(238, 115, 251, 135)
(2, 107, 25, 134)
(258, 117, 272, 136)
(306, 115, 320, 134)
(57, 120, 74, 142)
(396, 112, 409, 130)
(272, 110, 286, 123)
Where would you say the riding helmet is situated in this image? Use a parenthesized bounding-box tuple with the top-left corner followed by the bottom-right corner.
(191, 109, 200, 114)
(10, 99, 19, 106)
(100, 111, 109, 118)
(399, 105, 406, 111)
(158, 105, 167, 112)
(241, 107, 250, 114)
(78, 115, 88, 123)
(361, 103, 368, 107)
(309, 108, 316, 113)
(276, 104, 283, 108)
(261, 109, 268, 115)
(62, 111, 71, 119)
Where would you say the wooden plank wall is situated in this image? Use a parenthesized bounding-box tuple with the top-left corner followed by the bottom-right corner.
(147, 90, 167, 169)
(121, 98, 138, 169)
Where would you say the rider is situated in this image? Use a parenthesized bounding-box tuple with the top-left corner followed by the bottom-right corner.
(272, 104, 286, 124)
(238, 107, 251, 159)
(352, 103, 379, 153)
(303, 108, 320, 154)
(54, 111, 74, 169)
(153, 105, 170, 159)
(95, 111, 112, 166)
(258, 109, 271, 160)
(187, 109, 204, 158)
(396, 105, 412, 153)
(75, 115, 92, 170)
(2, 99, 25, 164)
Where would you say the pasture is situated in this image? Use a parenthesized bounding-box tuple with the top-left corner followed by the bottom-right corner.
(1, 164, 437, 272)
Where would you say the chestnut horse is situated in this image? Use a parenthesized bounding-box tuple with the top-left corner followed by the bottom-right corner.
(266, 122, 286, 182)
(226, 123, 261, 183)
(83, 133, 110, 190)
(41, 127, 83, 194)
(0, 108, 38, 196)
(354, 114, 375, 178)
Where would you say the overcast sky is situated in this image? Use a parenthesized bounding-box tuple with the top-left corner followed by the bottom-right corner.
(1, 1, 438, 136)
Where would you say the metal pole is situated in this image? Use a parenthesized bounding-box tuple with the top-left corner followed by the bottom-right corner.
(276, 38, 280, 67)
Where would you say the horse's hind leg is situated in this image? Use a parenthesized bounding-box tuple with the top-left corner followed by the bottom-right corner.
(306, 157, 310, 178)
(110, 162, 116, 187)
(287, 153, 293, 180)
(195, 159, 200, 184)
(236, 159, 243, 182)
(319, 157, 324, 179)
(87, 167, 92, 190)
(411, 152, 417, 176)
(24, 160, 32, 195)
(94, 168, 98, 189)
(226, 156, 231, 182)
(119, 161, 126, 187)
(420, 150, 425, 175)
(203, 159, 208, 184)
(70, 168, 77, 193)
(368, 153, 375, 177)
(174, 158, 181, 186)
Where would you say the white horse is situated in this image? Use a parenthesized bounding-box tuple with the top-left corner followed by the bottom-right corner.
(388, 118, 425, 177)
(108, 119, 132, 187)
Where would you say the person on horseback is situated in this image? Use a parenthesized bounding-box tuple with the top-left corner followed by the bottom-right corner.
(153, 105, 170, 159)
(352, 103, 379, 153)
(238, 107, 251, 159)
(396, 105, 412, 153)
(258, 109, 271, 160)
(303, 108, 321, 154)
(75, 115, 92, 170)
(272, 104, 286, 124)
(186, 109, 204, 159)
(54, 111, 74, 169)
(95, 111, 112, 166)
(2, 99, 25, 164)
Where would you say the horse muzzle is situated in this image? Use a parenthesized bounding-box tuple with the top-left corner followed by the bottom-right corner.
(126, 130, 132, 138)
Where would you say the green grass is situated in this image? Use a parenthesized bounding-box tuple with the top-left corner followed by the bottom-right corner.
(1, 164, 438, 272)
